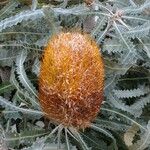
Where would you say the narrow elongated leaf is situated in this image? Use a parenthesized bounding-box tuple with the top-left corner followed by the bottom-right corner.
(0, 9, 44, 32)
(113, 86, 149, 98)
(16, 50, 38, 98)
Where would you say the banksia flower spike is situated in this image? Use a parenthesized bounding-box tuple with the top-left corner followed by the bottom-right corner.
(39, 32, 104, 130)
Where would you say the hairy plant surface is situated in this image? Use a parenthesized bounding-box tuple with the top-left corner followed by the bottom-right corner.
(39, 32, 104, 129)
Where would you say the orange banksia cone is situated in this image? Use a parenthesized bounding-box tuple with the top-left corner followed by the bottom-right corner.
(39, 32, 104, 129)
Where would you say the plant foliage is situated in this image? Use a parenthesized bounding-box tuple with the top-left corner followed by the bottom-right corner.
(0, 0, 150, 149)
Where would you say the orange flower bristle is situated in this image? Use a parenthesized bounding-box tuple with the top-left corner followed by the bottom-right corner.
(39, 32, 104, 129)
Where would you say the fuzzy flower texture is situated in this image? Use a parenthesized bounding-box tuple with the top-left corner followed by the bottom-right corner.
(39, 32, 104, 129)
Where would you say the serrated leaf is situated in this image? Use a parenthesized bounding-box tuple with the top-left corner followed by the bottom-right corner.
(103, 38, 124, 53)
(91, 16, 108, 37)
(0, 96, 43, 116)
(10, 68, 40, 109)
(123, 0, 150, 14)
(2, 110, 22, 120)
(16, 50, 38, 98)
(0, 9, 44, 32)
(52, 4, 90, 16)
(123, 21, 150, 38)
(5, 129, 49, 149)
(113, 86, 149, 98)
(130, 94, 150, 117)
(95, 118, 130, 131)
(90, 124, 118, 150)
